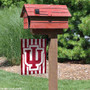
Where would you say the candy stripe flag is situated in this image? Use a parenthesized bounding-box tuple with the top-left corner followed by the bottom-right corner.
(21, 39, 46, 75)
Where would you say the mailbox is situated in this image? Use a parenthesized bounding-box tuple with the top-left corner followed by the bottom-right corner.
(20, 4, 71, 35)
(20, 4, 71, 90)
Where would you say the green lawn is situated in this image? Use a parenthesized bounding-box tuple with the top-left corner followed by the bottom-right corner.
(0, 70, 90, 90)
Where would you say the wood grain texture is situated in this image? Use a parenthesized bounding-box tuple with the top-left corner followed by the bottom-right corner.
(24, 4, 67, 9)
(24, 17, 28, 23)
(25, 8, 69, 12)
(25, 8, 70, 17)
(24, 16, 68, 29)
(20, 4, 71, 17)
(48, 34, 58, 90)
(30, 21, 68, 29)
(27, 11, 71, 17)
(21, 4, 71, 30)
(24, 23, 28, 29)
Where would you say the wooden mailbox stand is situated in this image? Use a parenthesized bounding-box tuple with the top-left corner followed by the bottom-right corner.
(21, 4, 71, 90)
(48, 34, 58, 90)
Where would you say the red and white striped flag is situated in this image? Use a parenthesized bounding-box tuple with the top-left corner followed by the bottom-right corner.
(21, 39, 46, 75)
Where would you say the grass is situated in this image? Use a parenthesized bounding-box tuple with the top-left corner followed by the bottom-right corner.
(0, 70, 90, 90)
(0, 8, 34, 65)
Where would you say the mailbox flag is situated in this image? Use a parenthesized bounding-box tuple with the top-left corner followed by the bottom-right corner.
(21, 39, 46, 75)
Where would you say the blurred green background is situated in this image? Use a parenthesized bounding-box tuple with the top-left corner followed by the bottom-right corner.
(0, 0, 90, 65)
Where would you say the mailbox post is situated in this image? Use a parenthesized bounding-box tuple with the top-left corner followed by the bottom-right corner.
(21, 4, 71, 90)
(48, 34, 58, 90)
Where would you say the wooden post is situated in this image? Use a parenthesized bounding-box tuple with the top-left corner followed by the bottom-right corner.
(48, 34, 58, 90)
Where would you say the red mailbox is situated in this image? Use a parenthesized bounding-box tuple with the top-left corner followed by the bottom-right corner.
(20, 4, 71, 35)
(20, 4, 71, 90)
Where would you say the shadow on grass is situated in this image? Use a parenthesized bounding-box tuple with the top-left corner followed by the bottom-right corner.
(0, 60, 14, 67)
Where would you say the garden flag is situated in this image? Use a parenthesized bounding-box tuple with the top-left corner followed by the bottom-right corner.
(21, 39, 46, 75)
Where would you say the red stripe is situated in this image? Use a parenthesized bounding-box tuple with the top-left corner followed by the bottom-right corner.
(21, 39, 47, 75)
(37, 70, 39, 74)
(33, 39, 35, 45)
(33, 71, 35, 74)
(41, 39, 43, 74)
(41, 63, 43, 74)
(29, 70, 31, 74)
(25, 39, 27, 48)
(24, 52, 27, 75)
(45, 39, 46, 73)
(29, 39, 31, 45)
(41, 39, 43, 48)
(37, 39, 39, 46)
(21, 39, 23, 75)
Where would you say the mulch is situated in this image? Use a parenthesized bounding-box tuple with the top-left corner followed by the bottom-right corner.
(0, 57, 90, 80)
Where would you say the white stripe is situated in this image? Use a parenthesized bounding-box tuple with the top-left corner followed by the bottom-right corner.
(39, 39, 41, 47)
(35, 39, 38, 61)
(27, 39, 29, 47)
(30, 51, 32, 61)
(43, 54, 45, 74)
(31, 39, 33, 45)
(35, 71, 37, 74)
(27, 67, 29, 75)
(31, 71, 33, 75)
(43, 39, 45, 47)
(36, 50, 38, 61)
(30, 39, 33, 61)
(39, 66, 41, 74)
(23, 54, 25, 75)
(35, 39, 37, 45)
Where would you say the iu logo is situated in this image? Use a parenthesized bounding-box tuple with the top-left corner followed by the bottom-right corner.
(21, 39, 46, 75)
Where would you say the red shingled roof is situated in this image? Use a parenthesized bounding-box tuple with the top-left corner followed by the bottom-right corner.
(21, 4, 71, 17)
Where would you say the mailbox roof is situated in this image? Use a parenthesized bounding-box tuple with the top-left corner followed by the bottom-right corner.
(21, 4, 71, 17)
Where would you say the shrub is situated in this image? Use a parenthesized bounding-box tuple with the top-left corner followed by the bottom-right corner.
(58, 32, 87, 60)
(78, 15, 90, 63)
(78, 15, 90, 36)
